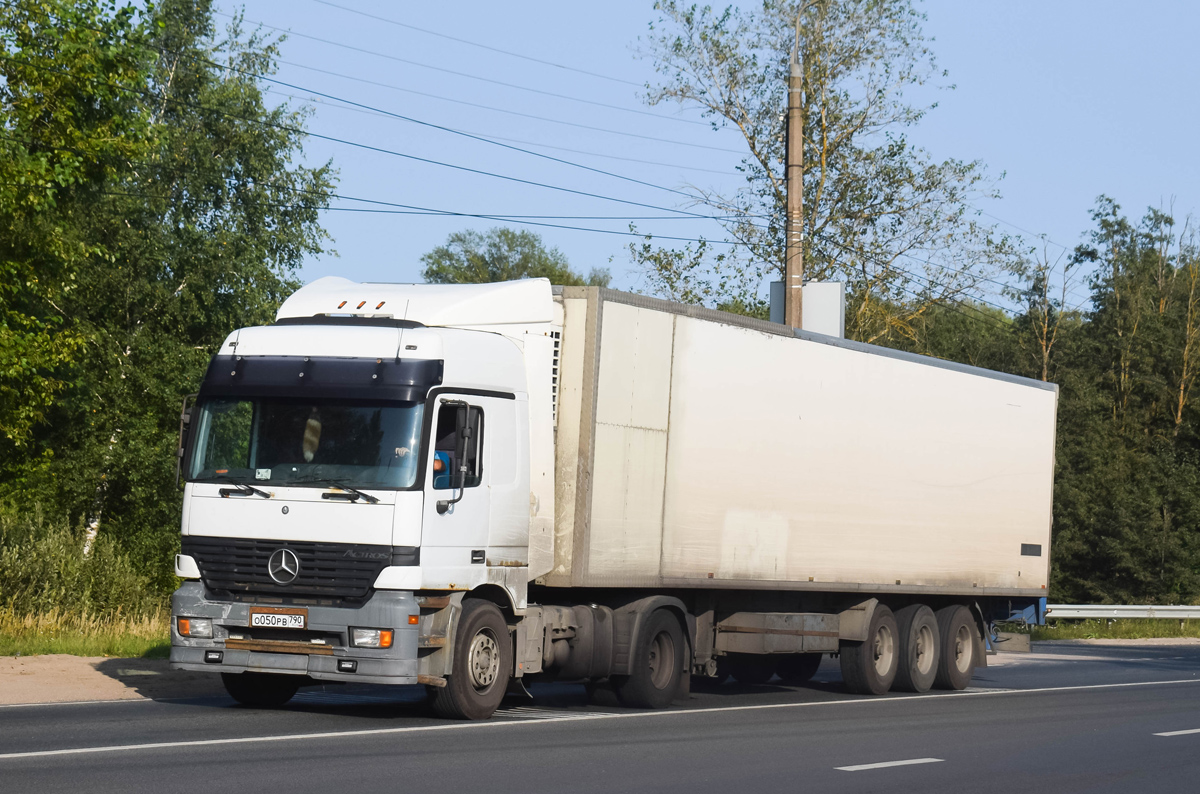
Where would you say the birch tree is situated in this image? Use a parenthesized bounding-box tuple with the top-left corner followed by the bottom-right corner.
(636, 0, 1019, 342)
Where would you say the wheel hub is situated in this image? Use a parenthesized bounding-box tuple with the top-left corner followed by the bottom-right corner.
(468, 629, 500, 690)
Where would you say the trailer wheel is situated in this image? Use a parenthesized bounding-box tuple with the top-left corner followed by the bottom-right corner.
(933, 605, 978, 691)
(728, 653, 777, 685)
(893, 605, 940, 693)
(778, 653, 822, 685)
(221, 672, 299, 708)
(839, 604, 899, 695)
(431, 599, 512, 720)
(613, 609, 683, 709)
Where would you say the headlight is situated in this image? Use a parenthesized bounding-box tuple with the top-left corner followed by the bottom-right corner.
(178, 617, 212, 638)
(350, 628, 394, 648)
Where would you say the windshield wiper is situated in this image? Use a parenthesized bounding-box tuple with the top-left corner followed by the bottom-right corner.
(216, 479, 272, 499)
(295, 477, 381, 504)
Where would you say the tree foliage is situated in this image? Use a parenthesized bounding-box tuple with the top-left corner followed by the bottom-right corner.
(0, 0, 333, 590)
(635, 0, 1018, 341)
(421, 227, 610, 287)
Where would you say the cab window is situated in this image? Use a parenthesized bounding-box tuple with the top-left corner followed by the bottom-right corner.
(432, 403, 483, 489)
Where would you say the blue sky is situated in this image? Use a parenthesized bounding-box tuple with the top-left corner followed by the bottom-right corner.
(218, 1, 1200, 309)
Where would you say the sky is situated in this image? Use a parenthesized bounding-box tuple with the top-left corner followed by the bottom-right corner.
(214, 1, 1200, 308)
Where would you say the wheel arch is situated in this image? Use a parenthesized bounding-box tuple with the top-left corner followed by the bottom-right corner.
(467, 583, 517, 618)
(612, 595, 693, 676)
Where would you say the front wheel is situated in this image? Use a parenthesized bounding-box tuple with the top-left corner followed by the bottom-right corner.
(221, 672, 299, 708)
(431, 599, 512, 720)
(613, 609, 684, 709)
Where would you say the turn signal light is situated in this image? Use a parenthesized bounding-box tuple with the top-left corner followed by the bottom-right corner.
(177, 617, 212, 638)
(408, 615, 419, 625)
(350, 628, 394, 649)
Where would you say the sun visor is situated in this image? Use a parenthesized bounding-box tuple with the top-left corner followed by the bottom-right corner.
(198, 356, 444, 402)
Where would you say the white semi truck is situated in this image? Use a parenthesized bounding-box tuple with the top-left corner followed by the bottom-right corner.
(171, 277, 1057, 719)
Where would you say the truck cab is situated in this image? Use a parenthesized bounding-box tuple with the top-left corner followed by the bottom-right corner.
(172, 277, 558, 716)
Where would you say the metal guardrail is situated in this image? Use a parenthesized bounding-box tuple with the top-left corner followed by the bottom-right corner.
(1046, 604, 1200, 620)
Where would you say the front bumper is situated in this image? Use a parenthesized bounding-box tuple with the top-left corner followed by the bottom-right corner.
(170, 581, 421, 685)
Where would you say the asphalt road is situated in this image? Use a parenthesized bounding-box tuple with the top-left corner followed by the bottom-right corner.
(3, 642, 1200, 793)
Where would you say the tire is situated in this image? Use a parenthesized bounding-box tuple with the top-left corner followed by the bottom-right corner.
(934, 605, 978, 691)
(221, 672, 300, 707)
(613, 609, 684, 709)
(839, 604, 899, 695)
(893, 605, 940, 693)
(728, 653, 777, 685)
(431, 599, 512, 720)
(777, 653, 822, 685)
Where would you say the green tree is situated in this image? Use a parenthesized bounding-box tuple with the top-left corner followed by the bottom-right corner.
(636, 0, 1019, 339)
(1049, 199, 1200, 603)
(0, 0, 153, 450)
(422, 227, 611, 287)
(0, 0, 334, 591)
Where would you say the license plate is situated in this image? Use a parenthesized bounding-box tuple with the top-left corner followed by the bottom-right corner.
(250, 610, 306, 629)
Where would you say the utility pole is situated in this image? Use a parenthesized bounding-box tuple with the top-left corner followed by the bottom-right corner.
(784, 25, 804, 328)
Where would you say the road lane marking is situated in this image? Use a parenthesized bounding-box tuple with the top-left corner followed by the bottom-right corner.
(2, 677, 1199, 761)
(0, 698, 156, 710)
(837, 758, 943, 772)
(1155, 728, 1200, 736)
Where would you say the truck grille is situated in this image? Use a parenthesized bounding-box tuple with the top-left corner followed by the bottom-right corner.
(182, 536, 392, 601)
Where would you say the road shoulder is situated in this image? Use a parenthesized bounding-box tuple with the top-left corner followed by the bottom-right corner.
(0, 655, 225, 705)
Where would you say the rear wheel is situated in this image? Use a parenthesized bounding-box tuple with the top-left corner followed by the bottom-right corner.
(728, 653, 777, 685)
(613, 609, 684, 709)
(933, 605, 978, 691)
(839, 604, 899, 695)
(893, 605, 940, 693)
(221, 672, 299, 708)
(431, 599, 512, 720)
(777, 653, 822, 685)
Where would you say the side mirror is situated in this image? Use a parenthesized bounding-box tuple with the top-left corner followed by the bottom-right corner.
(176, 393, 197, 488)
(437, 402, 471, 515)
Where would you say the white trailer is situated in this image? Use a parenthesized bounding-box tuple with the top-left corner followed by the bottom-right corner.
(171, 278, 1057, 719)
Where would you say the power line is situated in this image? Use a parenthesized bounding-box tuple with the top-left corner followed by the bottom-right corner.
(216, 11, 711, 128)
(273, 58, 744, 154)
(0, 52, 740, 225)
(0, 171, 743, 246)
(310, 0, 643, 88)
(282, 88, 737, 172)
(247, 68, 710, 204)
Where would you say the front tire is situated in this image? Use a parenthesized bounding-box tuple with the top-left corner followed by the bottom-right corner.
(839, 604, 899, 695)
(431, 599, 512, 720)
(221, 672, 299, 707)
(893, 604, 940, 693)
(613, 609, 684, 709)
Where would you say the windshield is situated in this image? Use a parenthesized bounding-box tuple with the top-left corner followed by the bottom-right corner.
(188, 397, 424, 489)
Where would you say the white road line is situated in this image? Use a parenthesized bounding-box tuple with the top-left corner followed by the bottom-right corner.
(1154, 728, 1200, 737)
(2, 677, 1199, 761)
(837, 758, 943, 772)
(0, 698, 155, 710)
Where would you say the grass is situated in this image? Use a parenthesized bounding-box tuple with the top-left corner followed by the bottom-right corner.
(1025, 619, 1200, 641)
(0, 607, 170, 658)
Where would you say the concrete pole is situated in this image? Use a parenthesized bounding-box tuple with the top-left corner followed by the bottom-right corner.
(784, 47, 804, 328)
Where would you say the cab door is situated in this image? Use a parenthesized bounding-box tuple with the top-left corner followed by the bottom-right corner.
(420, 394, 492, 588)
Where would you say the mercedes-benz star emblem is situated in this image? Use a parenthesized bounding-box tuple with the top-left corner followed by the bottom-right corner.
(268, 548, 300, 585)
